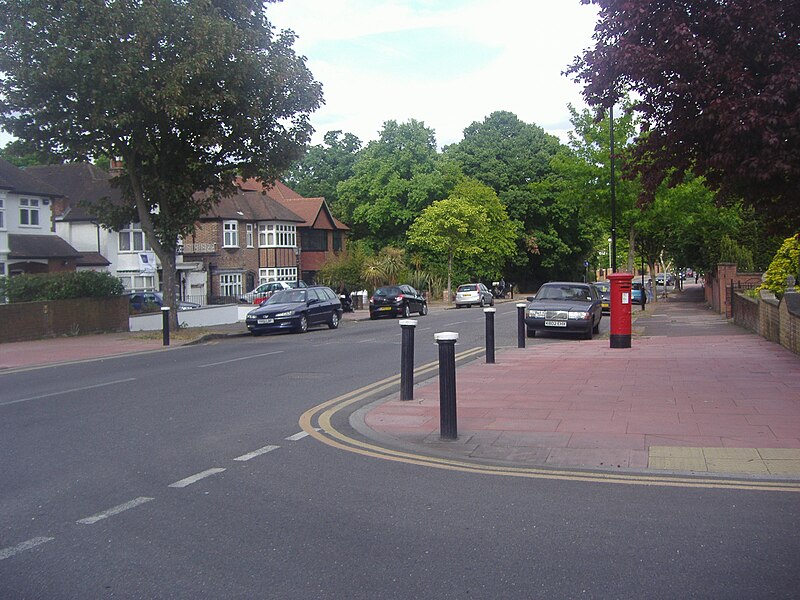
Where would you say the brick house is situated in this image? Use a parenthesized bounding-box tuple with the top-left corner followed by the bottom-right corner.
(0, 158, 82, 277)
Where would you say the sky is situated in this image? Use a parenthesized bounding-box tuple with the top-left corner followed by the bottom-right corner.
(267, 0, 600, 148)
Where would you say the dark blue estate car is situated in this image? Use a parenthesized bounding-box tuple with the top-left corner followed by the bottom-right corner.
(245, 286, 342, 335)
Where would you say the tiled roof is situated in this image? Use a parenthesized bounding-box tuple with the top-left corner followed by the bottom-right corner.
(75, 252, 111, 266)
(197, 188, 304, 223)
(0, 158, 63, 197)
(8, 234, 82, 259)
(26, 163, 122, 220)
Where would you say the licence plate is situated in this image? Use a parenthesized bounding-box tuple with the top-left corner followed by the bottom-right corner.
(379, 306, 392, 311)
(544, 320, 567, 327)
(257, 318, 274, 324)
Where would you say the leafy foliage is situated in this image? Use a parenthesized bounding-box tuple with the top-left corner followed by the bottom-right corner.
(569, 0, 800, 229)
(0, 271, 125, 302)
(759, 235, 800, 296)
(0, 0, 322, 319)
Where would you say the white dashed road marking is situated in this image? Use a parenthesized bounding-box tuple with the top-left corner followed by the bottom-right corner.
(0, 378, 137, 407)
(234, 445, 280, 461)
(168, 468, 226, 488)
(286, 428, 320, 441)
(0, 537, 54, 561)
(199, 351, 283, 368)
(77, 497, 154, 525)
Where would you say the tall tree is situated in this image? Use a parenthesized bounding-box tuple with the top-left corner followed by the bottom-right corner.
(283, 130, 362, 213)
(337, 119, 460, 248)
(568, 0, 800, 230)
(0, 0, 322, 320)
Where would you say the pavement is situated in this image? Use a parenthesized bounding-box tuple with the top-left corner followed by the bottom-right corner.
(2, 284, 800, 480)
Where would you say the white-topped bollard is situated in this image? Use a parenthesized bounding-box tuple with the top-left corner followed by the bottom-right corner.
(161, 306, 170, 346)
(484, 307, 496, 363)
(516, 303, 527, 348)
(435, 332, 459, 440)
(399, 319, 418, 401)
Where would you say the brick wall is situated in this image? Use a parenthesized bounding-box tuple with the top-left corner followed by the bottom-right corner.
(759, 295, 781, 344)
(0, 296, 129, 343)
(780, 293, 800, 354)
(707, 263, 763, 317)
(732, 293, 759, 333)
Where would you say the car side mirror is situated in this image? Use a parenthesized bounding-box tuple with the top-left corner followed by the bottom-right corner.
(526, 296, 534, 301)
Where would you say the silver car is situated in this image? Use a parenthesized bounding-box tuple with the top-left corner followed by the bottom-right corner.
(455, 283, 494, 308)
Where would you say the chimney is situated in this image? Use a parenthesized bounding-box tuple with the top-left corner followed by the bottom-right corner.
(109, 157, 124, 176)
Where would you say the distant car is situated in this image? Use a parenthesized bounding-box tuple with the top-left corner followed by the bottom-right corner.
(369, 285, 428, 319)
(455, 283, 494, 308)
(128, 292, 199, 312)
(240, 280, 307, 304)
(245, 286, 342, 335)
(655, 273, 674, 286)
(593, 281, 611, 313)
(524, 281, 602, 339)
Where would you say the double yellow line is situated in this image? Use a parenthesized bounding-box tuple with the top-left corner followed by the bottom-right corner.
(300, 347, 800, 493)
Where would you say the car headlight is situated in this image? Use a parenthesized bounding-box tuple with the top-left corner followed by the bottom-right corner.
(275, 310, 295, 318)
(528, 310, 546, 318)
(568, 311, 590, 320)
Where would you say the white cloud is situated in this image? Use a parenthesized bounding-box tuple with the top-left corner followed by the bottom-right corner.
(268, 0, 599, 147)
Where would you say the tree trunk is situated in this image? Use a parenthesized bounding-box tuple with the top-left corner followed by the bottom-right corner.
(627, 226, 636, 274)
(158, 251, 179, 330)
(446, 252, 453, 304)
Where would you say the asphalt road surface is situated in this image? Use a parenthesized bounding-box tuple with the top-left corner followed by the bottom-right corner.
(2, 304, 798, 599)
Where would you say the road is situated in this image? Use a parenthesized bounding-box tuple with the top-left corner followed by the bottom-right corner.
(1, 304, 798, 599)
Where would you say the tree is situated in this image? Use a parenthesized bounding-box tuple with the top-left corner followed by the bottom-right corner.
(283, 130, 362, 214)
(337, 119, 461, 248)
(568, 0, 800, 230)
(0, 0, 322, 322)
(407, 179, 518, 300)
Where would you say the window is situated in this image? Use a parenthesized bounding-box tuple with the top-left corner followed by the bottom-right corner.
(223, 221, 239, 248)
(220, 273, 243, 297)
(333, 231, 343, 251)
(301, 229, 327, 251)
(19, 198, 40, 226)
(246, 223, 254, 248)
(258, 223, 296, 247)
(0, 198, 4, 229)
(118, 223, 151, 252)
(259, 267, 297, 284)
(118, 272, 156, 292)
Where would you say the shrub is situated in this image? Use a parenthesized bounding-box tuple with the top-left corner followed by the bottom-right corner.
(758, 234, 800, 297)
(0, 271, 125, 302)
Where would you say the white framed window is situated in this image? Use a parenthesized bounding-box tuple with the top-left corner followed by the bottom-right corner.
(220, 273, 243, 296)
(246, 223, 254, 248)
(118, 272, 156, 292)
(0, 262, 5, 276)
(223, 220, 239, 248)
(19, 198, 40, 226)
(258, 223, 296, 248)
(118, 223, 151, 252)
(259, 267, 297, 284)
(0, 198, 5, 229)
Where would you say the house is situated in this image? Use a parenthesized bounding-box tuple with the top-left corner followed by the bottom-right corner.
(0, 158, 82, 277)
(239, 179, 349, 283)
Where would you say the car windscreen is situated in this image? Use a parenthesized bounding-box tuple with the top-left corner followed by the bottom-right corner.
(374, 287, 401, 297)
(536, 285, 592, 301)
(267, 289, 307, 304)
(594, 282, 610, 292)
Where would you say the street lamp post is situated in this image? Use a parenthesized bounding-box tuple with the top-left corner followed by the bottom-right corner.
(608, 238, 612, 274)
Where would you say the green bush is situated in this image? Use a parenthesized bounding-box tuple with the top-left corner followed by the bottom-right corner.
(0, 271, 125, 302)
(758, 234, 800, 297)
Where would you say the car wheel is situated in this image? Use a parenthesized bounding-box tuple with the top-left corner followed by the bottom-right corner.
(593, 318, 600, 334)
(402, 304, 410, 318)
(526, 327, 536, 338)
(297, 314, 308, 333)
(584, 328, 593, 340)
(490, 297, 494, 307)
(328, 312, 340, 329)
(369, 312, 377, 320)
(420, 303, 428, 316)
(455, 304, 461, 309)
(479, 297, 485, 307)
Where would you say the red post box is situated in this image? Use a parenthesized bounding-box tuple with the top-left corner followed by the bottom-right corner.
(608, 272, 634, 348)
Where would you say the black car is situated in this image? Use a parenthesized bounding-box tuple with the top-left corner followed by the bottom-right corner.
(245, 286, 342, 335)
(369, 284, 428, 319)
(524, 281, 602, 339)
(593, 280, 611, 314)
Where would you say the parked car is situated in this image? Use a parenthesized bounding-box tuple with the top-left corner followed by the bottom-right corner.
(245, 286, 342, 335)
(128, 292, 199, 313)
(369, 285, 428, 319)
(593, 280, 611, 313)
(655, 273, 674, 286)
(524, 281, 602, 339)
(239, 280, 307, 304)
(455, 283, 494, 308)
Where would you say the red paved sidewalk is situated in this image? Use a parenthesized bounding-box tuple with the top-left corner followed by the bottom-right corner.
(364, 290, 800, 476)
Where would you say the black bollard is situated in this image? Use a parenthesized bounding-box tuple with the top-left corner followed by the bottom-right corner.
(435, 332, 459, 440)
(399, 319, 417, 401)
(484, 307, 496, 364)
(516, 303, 527, 349)
(161, 306, 170, 346)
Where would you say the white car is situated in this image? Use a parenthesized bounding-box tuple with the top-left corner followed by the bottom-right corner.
(455, 283, 494, 308)
(239, 280, 306, 304)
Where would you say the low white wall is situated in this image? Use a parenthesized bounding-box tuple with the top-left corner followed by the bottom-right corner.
(130, 304, 251, 331)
